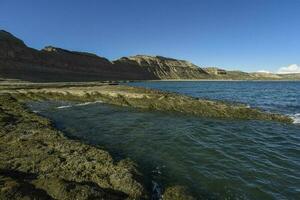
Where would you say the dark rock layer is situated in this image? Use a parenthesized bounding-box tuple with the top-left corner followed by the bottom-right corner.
(0, 30, 208, 82)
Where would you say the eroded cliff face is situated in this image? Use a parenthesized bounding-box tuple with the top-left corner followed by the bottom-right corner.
(0, 30, 153, 81)
(114, 55, 209, 79)
(0, 30, 208, 82)
(1, 30, 300, 82)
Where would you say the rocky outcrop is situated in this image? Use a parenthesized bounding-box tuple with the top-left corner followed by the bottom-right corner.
(0, 30, 208, 82)
(204, 66, 286, 80)
(0, 94, 147, 199)
(203, 67, 227, 75)
(163, 186, 195, 200)
(2, 83, 292, 123)
(113, 55, 209, 79)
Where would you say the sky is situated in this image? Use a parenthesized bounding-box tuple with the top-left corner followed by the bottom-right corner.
(0, 0, 300, 73)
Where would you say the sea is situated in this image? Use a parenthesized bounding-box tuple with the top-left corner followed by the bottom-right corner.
(28, 81, 300, 200)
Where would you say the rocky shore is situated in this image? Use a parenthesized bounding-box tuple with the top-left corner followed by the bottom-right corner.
(0, 82, 293, 199)
(0, 94, 147, 199)
(1, 83, 292, 123)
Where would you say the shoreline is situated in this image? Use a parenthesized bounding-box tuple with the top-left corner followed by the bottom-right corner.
(0, 93, 196, 200)
(139, 79, 300, 82)
(0, 82, 293, 123)
(0, 82, 294, 199)
(0, 94, 147, 199)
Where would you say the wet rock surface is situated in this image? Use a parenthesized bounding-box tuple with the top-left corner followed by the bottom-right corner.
(3, 84, 292, 123)
(0, 94, 147, 199)
(162, 186, 196, 200)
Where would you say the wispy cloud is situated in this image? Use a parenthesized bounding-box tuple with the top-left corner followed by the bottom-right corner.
(277, 64, 300, 74)
(257, 70, 271, 73)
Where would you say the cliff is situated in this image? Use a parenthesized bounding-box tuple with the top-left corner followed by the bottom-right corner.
(114, 55, 209, 79)
(1, 30, 299, 82)
(0, 30, 153, 81)
(203, 67, 300, 80)
(0, 30, 208, 82)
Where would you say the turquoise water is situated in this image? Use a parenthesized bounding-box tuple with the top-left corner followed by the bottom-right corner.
(28, 81, 300, 199)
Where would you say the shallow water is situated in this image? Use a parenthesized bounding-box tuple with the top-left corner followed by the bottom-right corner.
(127, 81, 300, 120)
(28, 81, 300, 199)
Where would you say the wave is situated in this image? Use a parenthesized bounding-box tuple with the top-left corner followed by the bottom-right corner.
(76, 101, 103, 106)
(56, 105, 72, 109)
(290, 113, 300, 124)
(56, 101, 103, 109)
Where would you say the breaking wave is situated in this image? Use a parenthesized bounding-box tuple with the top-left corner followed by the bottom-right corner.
(56, 101, 103, 109)
(56, 105, 73, 109)
(291, 113, 300, 124)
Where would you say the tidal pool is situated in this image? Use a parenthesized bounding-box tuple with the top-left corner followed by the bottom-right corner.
(28, 99, 300, 200)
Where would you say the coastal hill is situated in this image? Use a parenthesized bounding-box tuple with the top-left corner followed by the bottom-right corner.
(0, 30, 299, 82)
(0, 30, 209, 81)
(203, 67, 288, 80)
(114, 55, 209, 79)
(0, 30, 154, 81)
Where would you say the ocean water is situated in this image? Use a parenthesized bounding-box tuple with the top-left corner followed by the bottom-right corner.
(28, 81, 300, 200)
(127, 81, 300, 118)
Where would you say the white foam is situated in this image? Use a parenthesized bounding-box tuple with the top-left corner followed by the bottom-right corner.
(291, 113, 300, 124)
(75, 100, 103, 107)
(56, 101, 103, 109)
(56, 105, 72, 109)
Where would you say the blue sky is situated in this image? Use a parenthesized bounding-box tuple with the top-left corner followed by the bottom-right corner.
(1, 0, 299, 72)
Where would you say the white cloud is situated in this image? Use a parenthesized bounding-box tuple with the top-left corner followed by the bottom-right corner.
(257, 70, 271, 73)
(277, 64, 300, 74)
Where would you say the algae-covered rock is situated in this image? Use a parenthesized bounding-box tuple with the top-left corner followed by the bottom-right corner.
(163, 186, 196, 200)
(0, 94, 147, 199)
(33, 177, 128, 200)
(8, 84, 292, 123)
(0, 170, 53, 200)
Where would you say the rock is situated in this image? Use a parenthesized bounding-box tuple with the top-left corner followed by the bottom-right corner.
(203, 67, 227, 75)
(0, 94, 147, 199)
(33, 177, 128, 200)
(0, 170, 53, 200)
(163, 186, 195, 200)
(113, 55, 209, 79)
